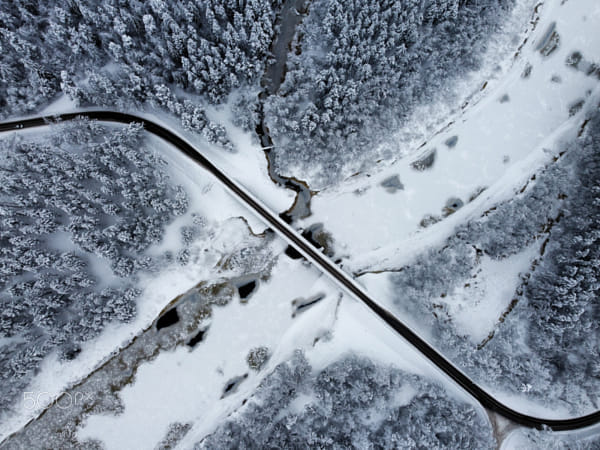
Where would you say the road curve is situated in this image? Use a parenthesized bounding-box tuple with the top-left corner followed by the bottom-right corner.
(1, 111, 599, 431)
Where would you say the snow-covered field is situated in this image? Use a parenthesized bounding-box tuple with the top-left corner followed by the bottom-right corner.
(299, 0, 600, 360)
(360, 242, 541, 346)
(141, 105, 295, 219)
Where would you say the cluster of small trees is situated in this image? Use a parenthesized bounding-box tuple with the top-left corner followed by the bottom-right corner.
(0, 0, 282, 148)
(0, 120, 189, 414)
(390, 110, 600, 413)
(264, 0, 515, 184)
(199, 351, 495, 448)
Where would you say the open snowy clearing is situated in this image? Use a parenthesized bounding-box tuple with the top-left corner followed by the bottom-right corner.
(32, 93, 295, 230)
(359, 242, 541, 345)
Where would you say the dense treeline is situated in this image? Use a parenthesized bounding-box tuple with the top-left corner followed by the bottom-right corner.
(391, 108, 600, 413)
(198, 352, 495, 449)
(0, 0, 281, 148)
(0, 120, 189, 414)
(264, 0, 515, 184)
(0, 0, 519, 178)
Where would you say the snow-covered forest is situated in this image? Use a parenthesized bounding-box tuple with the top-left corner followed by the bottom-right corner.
(264, 0, 516, 183)
(199, 352, 496, 449)
(1, 0, 281, 147)
(0, 0, 599, 448)
(390, 109, 600, 414)
(1, 0, 517, 182)
(0, 120, 191, 415)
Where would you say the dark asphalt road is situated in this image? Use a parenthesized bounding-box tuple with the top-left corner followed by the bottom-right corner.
(1, 111, 599, 431)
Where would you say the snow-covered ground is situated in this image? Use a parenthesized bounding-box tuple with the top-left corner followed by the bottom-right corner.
(437, 246, 538, 344)
(357, 246, 582, 418)
(360, 242, 541, 345)
(283, 0, 600, 419)
(27, 91, 295, 226)
(141, 104, 295, 220)
(78, 257, 341, 449)
(306, 0, 600, 273)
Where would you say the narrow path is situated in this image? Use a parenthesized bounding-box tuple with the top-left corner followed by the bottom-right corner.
(1, 111, 599, 431)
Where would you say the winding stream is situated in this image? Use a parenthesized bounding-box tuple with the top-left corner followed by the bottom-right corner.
(257, 0, 314, 224)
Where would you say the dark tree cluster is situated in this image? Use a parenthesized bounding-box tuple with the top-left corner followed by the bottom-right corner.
(522, 112, 600, 407)
(390, 108, 600, 413)
(264, 0, 515, 184)
(0, 120, 189, 414)
(198, 351, 495, 449)
(0, 0, 282, 148)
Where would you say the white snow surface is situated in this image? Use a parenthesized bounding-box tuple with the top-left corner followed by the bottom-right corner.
(359, 242, 541, 344)
(178, 296, 493, 448)
(140, 104, 295, 223)
(196, 296, 494, 446)
(77, 273, 502, 449)
(357, 240, 578, 419)
(439, 244, 540, 344)
(78, 257, 341, 449)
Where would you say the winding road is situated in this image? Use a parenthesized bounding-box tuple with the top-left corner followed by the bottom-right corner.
(1, 111, 599, 432)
